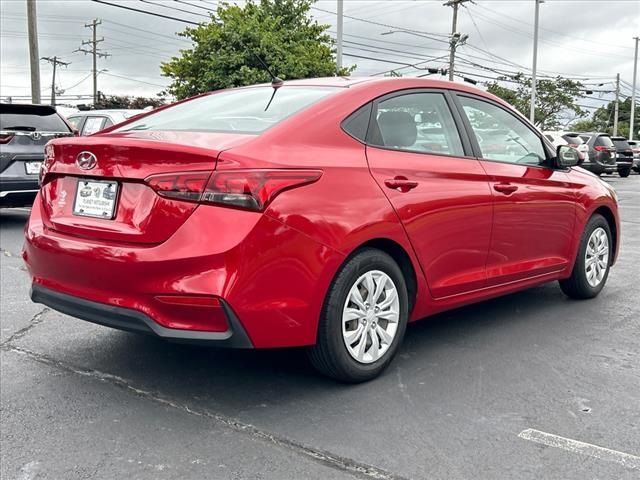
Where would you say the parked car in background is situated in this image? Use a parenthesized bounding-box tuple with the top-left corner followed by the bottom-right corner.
(66, 109, 144, 136)
(0, 103, 74, 208)
(579, 132, 617, 176)
(25, 78, 620, 382)
(610, 136, 634, 177)
(543, 131, 589, 162)
(628, 140, 640, 173)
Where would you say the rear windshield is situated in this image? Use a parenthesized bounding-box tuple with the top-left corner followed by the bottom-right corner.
(0, 104, 70, 132)
(594, 135, 614, 147)
(611, 138, 630, 149)
(116, 86, 340, 134)
(562, 134, 584, 145)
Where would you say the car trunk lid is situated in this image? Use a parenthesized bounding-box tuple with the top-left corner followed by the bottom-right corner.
(40, 131, 254, 244)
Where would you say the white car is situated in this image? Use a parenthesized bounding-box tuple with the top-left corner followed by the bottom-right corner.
(543, 131, 589, 162)
(66, 109, 145, 136)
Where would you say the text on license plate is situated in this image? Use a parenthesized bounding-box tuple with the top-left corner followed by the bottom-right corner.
(73, 179, 118, 219)
(25, 161, 42, 175)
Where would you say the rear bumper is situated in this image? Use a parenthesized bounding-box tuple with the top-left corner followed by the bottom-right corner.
(23, 194, 345, 348)
(31, 284, 253, 346)
(581, 162, 615, 175)
(0, 179, 39, 207)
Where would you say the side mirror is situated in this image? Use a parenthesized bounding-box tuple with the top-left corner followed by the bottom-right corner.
(556, 145, 580, 168)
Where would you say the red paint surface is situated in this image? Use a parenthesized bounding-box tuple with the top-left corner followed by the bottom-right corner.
(24, 78, 620, 347)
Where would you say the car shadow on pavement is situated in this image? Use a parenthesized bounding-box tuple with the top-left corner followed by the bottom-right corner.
(49, 280, 584, 413)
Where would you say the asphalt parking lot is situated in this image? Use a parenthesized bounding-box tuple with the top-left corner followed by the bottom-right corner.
(1, 174, 639, 480)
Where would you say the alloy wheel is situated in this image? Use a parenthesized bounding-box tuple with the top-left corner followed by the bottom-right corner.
(585, 227, 609, 287)
(342, 270, 400, 364)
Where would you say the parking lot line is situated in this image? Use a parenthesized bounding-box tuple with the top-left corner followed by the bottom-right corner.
(518, 428, 640, 469)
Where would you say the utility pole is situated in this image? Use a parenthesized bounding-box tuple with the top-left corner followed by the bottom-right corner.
(530, 0, 543, 124)
(26, 0, 41, 104)
(75, 19, 110, 106)
(630, 36, 639, 141)
(336, 0, 343, 71)
(41, 56, 70, 106)
(613, 73, 620, 137)
(445, 0, 469, 82)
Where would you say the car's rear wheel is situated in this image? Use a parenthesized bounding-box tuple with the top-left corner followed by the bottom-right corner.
(618, 167, 631, 178)
(308, 248, 408, 383)
(559, 214, 611, 299)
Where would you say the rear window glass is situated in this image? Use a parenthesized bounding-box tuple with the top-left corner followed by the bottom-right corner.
(579, 135, 591, 143)
(562, 134, 584, 145)
(612, 139, 630, 149)
(116, 86, 339, 134)
(0, 105, 70, 132)
(595, 135, 614, 147)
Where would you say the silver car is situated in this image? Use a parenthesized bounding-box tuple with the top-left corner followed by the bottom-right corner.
(66, 109, 145, 136)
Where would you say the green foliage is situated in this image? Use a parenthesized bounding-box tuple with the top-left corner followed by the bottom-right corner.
(94, 94, 166, 109)
(570, 119, 596, 132)
(573, 97, 637, 138)
(161, 0, 354, 99)
(486, 73, 585, 130)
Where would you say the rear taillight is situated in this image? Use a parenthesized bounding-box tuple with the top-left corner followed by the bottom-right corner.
(0, 133, 15, 144)
(594, 146, 611, 152)
(40, 143, 56, 185)
(146, 171, 211, 202)
(146, 169, 322, 211)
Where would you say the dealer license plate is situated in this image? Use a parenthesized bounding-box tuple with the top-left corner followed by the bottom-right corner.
(73, 179, 118, 219)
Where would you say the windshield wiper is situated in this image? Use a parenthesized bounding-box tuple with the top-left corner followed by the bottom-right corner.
(2, 125, 37, 131)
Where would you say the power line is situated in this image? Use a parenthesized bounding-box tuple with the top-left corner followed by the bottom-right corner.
(138, 0, 210, 18)
(90, 0, 200, 25)
(310, 6, 450, 43)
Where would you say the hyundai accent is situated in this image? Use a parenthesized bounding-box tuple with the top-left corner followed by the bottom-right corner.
(23, 77, 620, 382)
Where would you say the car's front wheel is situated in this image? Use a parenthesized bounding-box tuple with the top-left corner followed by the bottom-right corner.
(308, 248, 408, 383)
(559, 214, 612, 299)
(618, 167, 631, 178)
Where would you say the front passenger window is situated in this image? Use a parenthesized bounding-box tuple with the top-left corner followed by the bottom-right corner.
(369, 93, 465, 157)
(459, 96, 546, 166)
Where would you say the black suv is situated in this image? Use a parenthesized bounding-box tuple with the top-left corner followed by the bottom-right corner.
(578, 132, 617, 176)
(610, 136, 634, 177)
(0, 104, 74, 208)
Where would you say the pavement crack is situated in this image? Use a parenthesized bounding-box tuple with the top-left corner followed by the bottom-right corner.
(2, 345, 411, 480)
(1, 307, 49, 346)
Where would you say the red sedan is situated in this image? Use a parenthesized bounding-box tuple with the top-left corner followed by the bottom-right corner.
(24, 78, 620, 382)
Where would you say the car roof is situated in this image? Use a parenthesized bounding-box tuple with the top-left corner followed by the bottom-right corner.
(239, 76, 502, 98)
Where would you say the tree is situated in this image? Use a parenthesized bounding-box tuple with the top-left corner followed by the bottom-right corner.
(569, 98, 639, 137)
(486, 73, 585, 130)
(161, 0, 353, 99)
(93, 94, 166, 110)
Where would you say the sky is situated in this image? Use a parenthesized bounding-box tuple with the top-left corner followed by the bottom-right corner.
(1, 0, 639, 120)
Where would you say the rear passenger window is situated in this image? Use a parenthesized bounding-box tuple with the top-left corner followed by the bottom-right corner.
(368, 93, 464, 156)
(342, 103, 372, 142)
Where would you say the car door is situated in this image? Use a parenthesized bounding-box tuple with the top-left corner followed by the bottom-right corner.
(454, 94, 576, 286)
(364, 90, 494, 298)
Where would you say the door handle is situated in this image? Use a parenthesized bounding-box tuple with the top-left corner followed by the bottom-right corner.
(493, 183, 518, 195)
(384, 177, 418, 192)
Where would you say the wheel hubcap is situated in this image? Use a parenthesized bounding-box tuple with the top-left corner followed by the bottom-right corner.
(342, 270, 400, 364)
(585, 227, 609, 287)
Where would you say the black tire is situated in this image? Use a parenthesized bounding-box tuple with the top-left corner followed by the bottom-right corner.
(307, 248, 409, 383)
(559, 214, 612, 299)
(618, 167, 631, 178)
